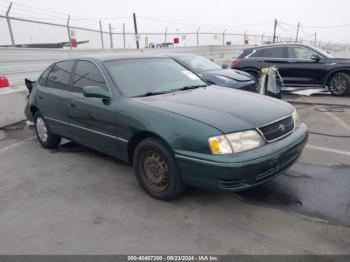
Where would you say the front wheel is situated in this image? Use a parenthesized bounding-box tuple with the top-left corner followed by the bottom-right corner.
(133, 138, 186, 201)
(328, 72, 350, 96)
(34, 112, 61, 148)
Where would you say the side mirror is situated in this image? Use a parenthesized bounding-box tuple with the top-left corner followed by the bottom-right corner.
(311, 54, 321, 62)
(82, 86, 111, 99)
(222, 64, 228, 69)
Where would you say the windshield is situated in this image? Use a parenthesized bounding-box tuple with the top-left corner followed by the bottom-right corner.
(311, 46, 335, 58)
(105, 58, 207, 97)
(175, 55, 222, 71)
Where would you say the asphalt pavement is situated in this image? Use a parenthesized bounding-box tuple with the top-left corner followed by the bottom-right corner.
(0, 94, 349, 254)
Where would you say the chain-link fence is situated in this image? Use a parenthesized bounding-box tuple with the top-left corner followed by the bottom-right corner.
(1, 12, 350, 52)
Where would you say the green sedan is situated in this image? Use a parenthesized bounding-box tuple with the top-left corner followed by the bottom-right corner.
(25, 54, 308, 201)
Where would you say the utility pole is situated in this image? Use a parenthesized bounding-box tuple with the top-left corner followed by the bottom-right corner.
(261, 33, 265, 45)
(109, 23, 113, 49)
(66, 15, 72, 49)
(99, 20, 104, 49)
(273, 18, 277, 44)
(222, 30, 226, 46)
(122, 23, 126, 49)
(133, 13, 139, 49)
(295, 22, 300, 43)
(6, 2, 15, 47)
(164, 27, 167, 43)
(196, 27, 200, 46)
(314, 32, 317, 45)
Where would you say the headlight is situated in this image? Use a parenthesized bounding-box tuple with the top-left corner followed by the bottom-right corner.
(209, 130, 265, 155)
(292, 109, 301, 129)
(214, 75, 237, 84)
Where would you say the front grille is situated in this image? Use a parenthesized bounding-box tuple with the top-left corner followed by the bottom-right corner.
(258, 116, 294, 142)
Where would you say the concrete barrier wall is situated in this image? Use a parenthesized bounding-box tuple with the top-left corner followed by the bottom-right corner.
(0, 86, 28, 127)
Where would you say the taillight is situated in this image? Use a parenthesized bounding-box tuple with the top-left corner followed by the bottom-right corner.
(0, 76, 9, 88)
(231, 60, 241, 68)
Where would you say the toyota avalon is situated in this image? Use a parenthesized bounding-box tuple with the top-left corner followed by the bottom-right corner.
(25, 54, 308, 200)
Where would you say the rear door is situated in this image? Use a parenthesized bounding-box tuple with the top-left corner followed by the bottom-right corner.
(251, 46, 290, 76)
(66, 60, 120, 157)
(37, 60, 75, 138)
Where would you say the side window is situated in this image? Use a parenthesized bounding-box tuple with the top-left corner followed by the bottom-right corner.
(249, 47, 287, 58)
(260, 47, 287, 58)
(289, 47, 316, 59)
(72, 61, 107, 92)
(46, 61, 74, 90)
(38, 65, 52, 86)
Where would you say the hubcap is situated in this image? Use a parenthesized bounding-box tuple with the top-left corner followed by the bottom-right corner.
(330, 74, 347, 95)
(36, 117, 48, 143)
(140, 151, 169, 192)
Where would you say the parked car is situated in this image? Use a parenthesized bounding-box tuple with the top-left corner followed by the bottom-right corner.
(232, 43, 350, 96)
(25, 54, 308, 201)
(167, 53, 257, 92)
(149, 42, 174, 48)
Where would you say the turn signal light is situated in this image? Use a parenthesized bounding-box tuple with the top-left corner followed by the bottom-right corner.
(0, 76, 9, 88)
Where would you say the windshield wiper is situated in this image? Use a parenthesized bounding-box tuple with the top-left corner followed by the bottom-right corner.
(133, 85, 207, 98)
(133, 91, 170, 97)
(173, 84, 207, 92)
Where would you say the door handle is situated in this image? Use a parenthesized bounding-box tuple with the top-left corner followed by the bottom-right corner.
(69, 103, 77, 108)
(38, 95, 43, 100)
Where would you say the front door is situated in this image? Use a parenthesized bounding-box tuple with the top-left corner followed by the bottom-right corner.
(66, 60, 121, 158)
(280, 46, 327, 87)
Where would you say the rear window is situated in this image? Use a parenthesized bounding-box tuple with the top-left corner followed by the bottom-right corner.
(38, 65, 52, 86)
(238, 49, 254, 59)
(175, 55, 222, 71)
(46, 61, 75, 91)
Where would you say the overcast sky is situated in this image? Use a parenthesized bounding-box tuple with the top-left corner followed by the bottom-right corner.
(1, 0, 350, 45)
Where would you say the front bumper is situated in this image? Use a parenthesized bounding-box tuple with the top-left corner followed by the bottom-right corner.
(175, 123, 308, 191)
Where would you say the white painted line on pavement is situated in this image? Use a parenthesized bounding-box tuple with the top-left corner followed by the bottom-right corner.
(325, 111, 350, 133)
(0, 136, 36, 154)
(306, 145, 350, 156)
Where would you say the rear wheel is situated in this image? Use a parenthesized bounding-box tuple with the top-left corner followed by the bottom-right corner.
(133, 138, 186, 201)
(328, 72, 350, 96)
(34, 112, 61, 148)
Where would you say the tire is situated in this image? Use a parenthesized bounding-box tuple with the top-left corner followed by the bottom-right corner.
(133, 137, 186, 201)
(34, 112, 61, 149)
(328, 72, 350, 96)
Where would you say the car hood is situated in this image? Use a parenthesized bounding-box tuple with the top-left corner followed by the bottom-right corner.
(133, 86, 293, 133)
(201, 69, 253, 82)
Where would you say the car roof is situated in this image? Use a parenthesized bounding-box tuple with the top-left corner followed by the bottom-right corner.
(165, 53, 199, 58)
(244, 43, 311, 51)
(72, 53, 169, 62)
